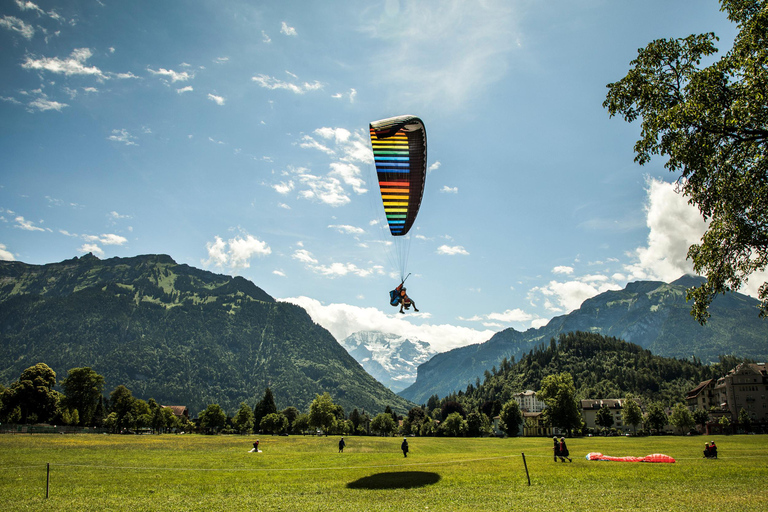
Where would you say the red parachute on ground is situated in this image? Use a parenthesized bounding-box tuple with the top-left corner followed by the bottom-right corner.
(586, 452, 676, 463)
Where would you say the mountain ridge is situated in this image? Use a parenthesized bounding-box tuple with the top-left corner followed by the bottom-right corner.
(399, 276, 768, 404)
(0, 254, 414, 416)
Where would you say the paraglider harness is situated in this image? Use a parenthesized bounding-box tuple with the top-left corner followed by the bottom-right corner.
(389, 274, 411, 308)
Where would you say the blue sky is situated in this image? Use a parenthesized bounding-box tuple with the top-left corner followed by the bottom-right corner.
(1, 0, 761, 352)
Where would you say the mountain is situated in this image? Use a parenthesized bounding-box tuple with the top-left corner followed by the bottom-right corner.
(0, 254, 414, 415)
(399, 276, 768, 404)
(340, 331, 436, 393)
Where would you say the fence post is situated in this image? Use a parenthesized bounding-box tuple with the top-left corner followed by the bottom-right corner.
(46, 463, 50, 498)
(521, 453, 531, 486)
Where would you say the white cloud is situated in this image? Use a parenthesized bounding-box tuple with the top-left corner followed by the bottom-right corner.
(440, 186, 458, 194)
(292, 249, 318, 265)
(552, 266, 574, 275)
(272, 181, 295, 195)
(624, 178, 707, 282)
(261, 30, 271, 43)
(251, 74, 322, 94)
(108, 128, 137, 146)
(437, 245, 469, 256)
(83, 233, 127, 245)
(79, 243, 104, 256)
(207, 93, 225, 105)
(428, 161, 442, 173)
(280, 21, 297, 36)
(291, 248, 382, 278)
(294, 171, 350, 207)
(280, 296, 494, 353)
(176, 85, 193, 94)
(329, 162, 367, 194)
(273, 269, 286, 277)
(204, 234, 271, 272)
(28, 96, 67, 112)
(14, 216, 45, 231)
(531, 279, 622, 314)
(1, 15, 34, 39)
(0, 243, 15, 261)
(22, 48, 105, 78)
(15, 1, 44, 14)
(329, 224, 365, 236)
(214, 57, 229, 64)
(147, 67, 192, 82)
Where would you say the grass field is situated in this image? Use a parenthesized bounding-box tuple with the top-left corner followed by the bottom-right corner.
(1, 434, 766, 511)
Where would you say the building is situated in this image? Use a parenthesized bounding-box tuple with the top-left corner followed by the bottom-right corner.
(685, 379, 717, 412)
(522, 411, 552, 437)
(162, 405, 189, 422)
(714, 363, 768, 422)
(580, 399, 638, 433)
(512, 390, 546, 413)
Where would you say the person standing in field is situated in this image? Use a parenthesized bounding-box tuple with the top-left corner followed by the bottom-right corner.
(401, 438, 409, 457)
(553, 437, 561, 462)
(338, 437, 346, 453)
(559, 437, 572, 462)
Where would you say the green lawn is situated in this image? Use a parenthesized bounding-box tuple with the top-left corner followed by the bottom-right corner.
(1, 434, 766, 511)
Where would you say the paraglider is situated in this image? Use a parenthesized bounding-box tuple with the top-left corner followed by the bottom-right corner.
(585, 452, 675, 463)
(369, 115, 427, 312)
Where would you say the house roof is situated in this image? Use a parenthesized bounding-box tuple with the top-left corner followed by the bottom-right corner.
(685, 379, 714, 400)
(162, 405, 189, 418)
(580, 399, 625, 410)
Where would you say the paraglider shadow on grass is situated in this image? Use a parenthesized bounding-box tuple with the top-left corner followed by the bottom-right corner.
(346, 471, 441, 490)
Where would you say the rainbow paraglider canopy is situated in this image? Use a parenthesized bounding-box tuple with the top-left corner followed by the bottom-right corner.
(369, 115, 427, 237)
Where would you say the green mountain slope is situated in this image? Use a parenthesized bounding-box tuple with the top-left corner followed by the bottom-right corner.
(0, 254, 413, 415)
(400, 277, 768, 404)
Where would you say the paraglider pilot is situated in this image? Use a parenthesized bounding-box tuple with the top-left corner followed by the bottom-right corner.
(392, 281, 419, 314)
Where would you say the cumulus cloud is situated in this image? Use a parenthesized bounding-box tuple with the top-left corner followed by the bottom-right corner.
(28, 96, 67, 112)
(428, 161, 442, 173)
(291, 248, 382, 278)
(329, 224, 365, 235)
(147, 67, 192, 82)
(280, 21, 297, 36)
(251, 74, 322, 94)
(1, 15, 34, 39)
(261, 30, 271, 43)
(440, 186, 458, 194)
(281, 296, 494, 352)
(207, 93, 225, 105)
(176, 85, 193, 94)
(22, 48, 105, 78)
(0, 243, 15, 261)
(79, 243, 104, 256)
(14, 216, 45, 231)
(622, 178, 707, 282)
(552, 266, 574, 275)
(530, 279, 623, 314)
(107, 128, 137, 146)
(437, 245, 469, 256)
(83, 233, 127, 245)
(204, 234, 271, 272)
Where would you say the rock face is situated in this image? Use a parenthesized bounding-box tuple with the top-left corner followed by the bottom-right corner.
(399, 276, 768, 404)
(340, 331, 436, 393)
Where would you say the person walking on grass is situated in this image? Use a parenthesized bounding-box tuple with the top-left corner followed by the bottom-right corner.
(401, 437, 409, 458)
(559, 437, 572, 462)
(338, 437, 346, 453)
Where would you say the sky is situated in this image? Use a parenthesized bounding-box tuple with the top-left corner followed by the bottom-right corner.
(1, 0, 763, 353)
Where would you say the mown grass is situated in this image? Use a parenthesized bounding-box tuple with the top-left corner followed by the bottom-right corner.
(1, 434, 766, 511)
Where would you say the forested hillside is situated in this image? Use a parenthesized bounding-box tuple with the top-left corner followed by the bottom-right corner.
(0, 254, 413, 415)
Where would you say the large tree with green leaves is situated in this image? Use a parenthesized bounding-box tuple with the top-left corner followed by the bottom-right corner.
(538, 372, 582, 436)
(604, 0, 768, 323)
(60, 367, 105, 427)
(621, 398, 643, 434)
(308, 392, 338, 434)
(1, 363, 61, 424)
(499, 399, 523, 436)
(595, 405, 615, 431)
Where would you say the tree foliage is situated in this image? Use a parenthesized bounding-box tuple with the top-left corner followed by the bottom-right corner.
(499, 399, 522, 436)
(604, 0, 768, 322)
(538, 372, 582, 435)
(60, 367, 105, 427)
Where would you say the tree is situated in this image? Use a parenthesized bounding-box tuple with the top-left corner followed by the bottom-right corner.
(308, 393, 337, 435)
(538, 372, 582, 435)
(670, 403, 696, 432)
(499, 399, 523, 437)
(281, 406, 299, 432)
(1, 363, 61, 424)
(646, 402, 668, 434)
(693, 408, 710, 431)
(260, 413, 288, 434)
(595, 405, 615, 432)
(621, 398, 643, 434)
(442, 412, 467, 437)
(232, 402, 255, 434)
(198, 404, 227, 433)
(109, 385, 136, 431)
(737, 407, 752, 432)
(604, 0, 768, 322)
(60, 367, 105, 427)
(370, 412, 397, 436)
(293, 413, 310, 434)
(253, 388, 277, 432)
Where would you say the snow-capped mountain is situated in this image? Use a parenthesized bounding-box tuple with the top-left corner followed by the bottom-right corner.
(340, 331, 437, 393)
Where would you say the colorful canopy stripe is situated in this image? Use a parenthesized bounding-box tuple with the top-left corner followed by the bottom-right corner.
(369, 115, 427, 236)
(585, 452, 676, 463)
